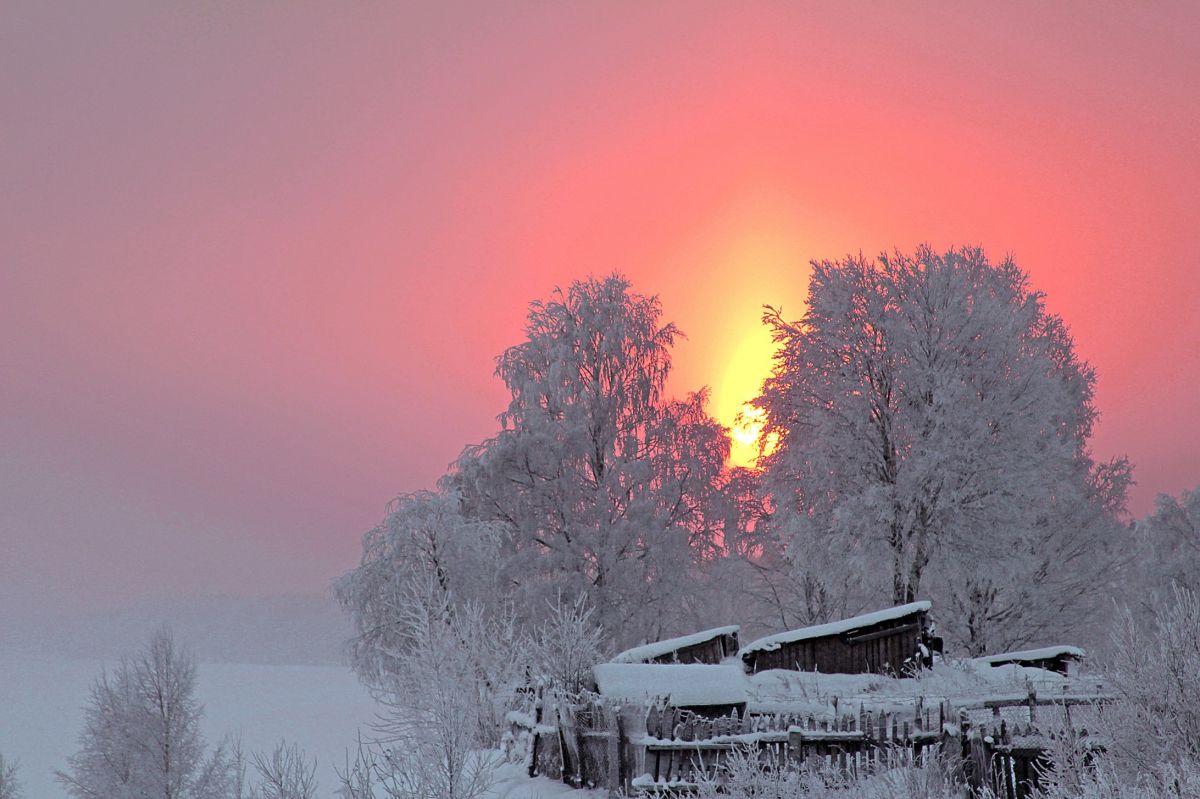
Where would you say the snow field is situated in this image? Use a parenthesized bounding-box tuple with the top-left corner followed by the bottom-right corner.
(0, 649, 378, 799)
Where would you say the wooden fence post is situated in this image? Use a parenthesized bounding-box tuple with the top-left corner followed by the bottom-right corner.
(529, 685, 543, 778)
(606, 704, 620, 798)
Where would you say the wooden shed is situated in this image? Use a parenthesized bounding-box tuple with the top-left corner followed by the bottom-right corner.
(610, 625, 740, 665)
(977, 645, 1085, 676)
(739, 601, 932, 676)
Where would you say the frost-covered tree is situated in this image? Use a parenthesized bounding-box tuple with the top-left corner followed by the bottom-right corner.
(942, 455, 1133, 653)
(1137, 485, 1200, 596)
(335, 488, 504, 689)
(57, 626, 239, 799)
(0, 754, 21, 799)
(342, 577, 511, 799)
(711, 465, 857, 634)
(759, 247, 1129, 651)
(454, 274, 729, 645)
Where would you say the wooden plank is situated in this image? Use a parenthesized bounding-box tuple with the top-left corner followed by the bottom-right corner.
(645, 740, 734, 752)
(843, 621, 922, 645)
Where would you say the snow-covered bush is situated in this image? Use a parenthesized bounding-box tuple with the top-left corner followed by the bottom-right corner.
(1037, 586, 1200, 798)
(693, 745, 971, 799)
(251, 741, 317, 799)
(1104, 585, 1200, 771)
(0, 754, 22, 799)
(338, 576, 519, 799)
(450, 597, 528, 745)
(528, 592, 606, 694)
(1038, 742, 1200, 799)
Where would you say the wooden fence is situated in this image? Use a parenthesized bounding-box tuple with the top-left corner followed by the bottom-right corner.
(505, 687, 1112, 799)
(641, 703, 946, 789)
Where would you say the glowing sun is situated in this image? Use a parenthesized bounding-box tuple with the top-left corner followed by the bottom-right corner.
(713, 325, 780, 468)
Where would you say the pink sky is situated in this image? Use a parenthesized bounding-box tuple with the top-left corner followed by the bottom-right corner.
(3, 2, 1198, 621)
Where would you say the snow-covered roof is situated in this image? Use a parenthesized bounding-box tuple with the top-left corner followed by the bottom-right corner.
(976, 646, 1085, 665)
(592, 663, 748, 707)
(739, 601, 932, 658)
(610, 625, 739, 664)
(594, 657, 1087, 716)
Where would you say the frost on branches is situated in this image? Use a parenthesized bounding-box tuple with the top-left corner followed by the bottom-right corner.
(758, 247, 1131, 653)
(55, 627, 243, 799)
(0, 754, 21, 799)
(1136, 485, 1200, 599)
(453, 274, 730, 646)
(336, 577, 518, 799)
(1037, 586, 1200, 798)
(334, 489, 505, 690)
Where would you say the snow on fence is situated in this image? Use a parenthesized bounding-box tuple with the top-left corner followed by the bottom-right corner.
(952, 690, 1113, 799)
(511, 685, 1113, 798)
(505, 687, 622, 790)
(639, 704, 946, 790)
(956, 709, 1107, 799)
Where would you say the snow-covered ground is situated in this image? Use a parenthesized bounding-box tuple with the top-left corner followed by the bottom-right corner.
(0, 648, 379, 798)
(487, 762, 605, 799)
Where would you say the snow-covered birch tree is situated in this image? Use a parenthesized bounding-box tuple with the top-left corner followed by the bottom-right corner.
(57, 626, 240, 799)
(758, 246, 1130, 651)
(453, 274, 729, 645)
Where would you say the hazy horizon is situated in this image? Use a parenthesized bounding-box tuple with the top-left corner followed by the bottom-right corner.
(4, 1, 1198, 637)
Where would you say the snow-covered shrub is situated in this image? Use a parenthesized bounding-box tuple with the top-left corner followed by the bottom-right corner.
(0, 754, 22, 799)
(251, 741, 317, 799)
(693, 745, 971, 799)
(1037, 586, 1200, 798)
(339, 576, 516, 799)
(1038, 742, 1200, 799)
(334, 735, 496, 799)
(1104, 586, 1200, 770)
(693, 746, 804, 798)
(528, 592, 606, 694)
(334, 734, 374, 799)
(450, 597, 528, 746)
